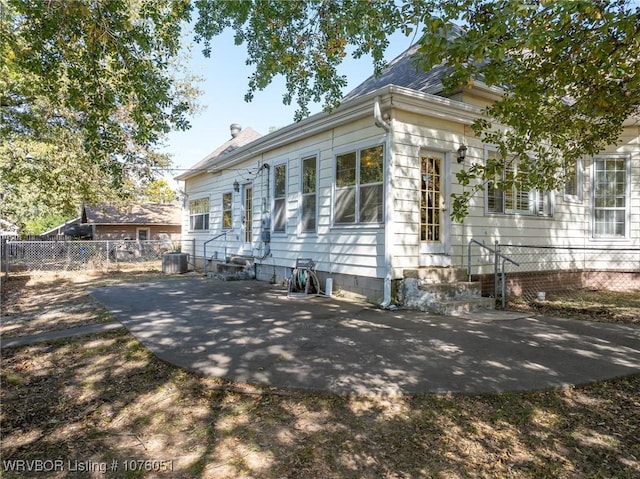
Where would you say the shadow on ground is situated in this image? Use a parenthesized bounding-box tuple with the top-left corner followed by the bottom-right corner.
(90, 279, 640, 395)
(2, 329, 639, 478)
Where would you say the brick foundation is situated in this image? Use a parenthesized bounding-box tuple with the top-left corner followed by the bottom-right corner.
(472, 269, 640, 299)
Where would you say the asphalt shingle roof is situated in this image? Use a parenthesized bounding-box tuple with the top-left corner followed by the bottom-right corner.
(82, 203, 182, 225)
(342, 25, 466, 102)
(177, 127, 262, 179)
(342, 43, 452, 101)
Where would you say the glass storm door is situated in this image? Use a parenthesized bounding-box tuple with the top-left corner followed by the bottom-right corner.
(420, 153, 449, 259)
(242, 184, 253, 250)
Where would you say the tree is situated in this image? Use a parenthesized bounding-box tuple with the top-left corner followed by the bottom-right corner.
(193, 0, 640, 220)
(22, 212, 69, 237)
(142, 179, 178, 204)
(1, 0, 199, 229)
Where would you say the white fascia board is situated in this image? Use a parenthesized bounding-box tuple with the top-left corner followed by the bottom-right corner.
(176, 166, 210, 181)
(464, 80, 505, 102)
(388, 85, 485, 125)
(175, 170, 197, 181)
(205, 92, 385, 174)
(195, 85, 486, 175)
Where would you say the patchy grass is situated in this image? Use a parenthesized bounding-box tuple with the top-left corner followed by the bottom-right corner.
(2, 333, 639, 478)
(0, 267, 199, 338)
(509, 289, 640, 324)
(1, 270, 639, 478)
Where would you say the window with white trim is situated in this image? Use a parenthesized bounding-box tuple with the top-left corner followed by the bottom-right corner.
(564, 158, 583, 202)
(334, 144, 384, 224)
(189, 198, 210, 230)
(273, 163, 287, 233)
(222, 192, 232, 229)
(301, 155, 317, 233)
(485, 150, 551, 216)
(592, 156, 629, 238)
(136, 228, 150, 240)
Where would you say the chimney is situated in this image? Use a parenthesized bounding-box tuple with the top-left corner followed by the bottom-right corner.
(230, 123, 242, 138)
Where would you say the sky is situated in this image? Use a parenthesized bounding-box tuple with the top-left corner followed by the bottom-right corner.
(160, 28, 417, 175)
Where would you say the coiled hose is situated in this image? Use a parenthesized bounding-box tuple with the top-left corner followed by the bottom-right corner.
(288, 267, 322, 295)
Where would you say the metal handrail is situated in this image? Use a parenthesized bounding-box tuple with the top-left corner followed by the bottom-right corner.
(467, 239, 520, 309)
(203, 232, 227, 275)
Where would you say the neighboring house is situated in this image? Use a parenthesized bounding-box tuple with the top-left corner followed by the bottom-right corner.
(63, 203, 182, 240)
(40, 217, 81, 238)
(176, 43, 639, 310)
(0, 218, 18, 236)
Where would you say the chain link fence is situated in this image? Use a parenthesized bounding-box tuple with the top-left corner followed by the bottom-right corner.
(498, 245, 640, 302)
(2, 238, 196, 274)
(468, 242, 639, 315)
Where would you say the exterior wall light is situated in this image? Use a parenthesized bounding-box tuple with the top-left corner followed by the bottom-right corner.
(457, 144, 467, 164)
(233, 180, 240, 192)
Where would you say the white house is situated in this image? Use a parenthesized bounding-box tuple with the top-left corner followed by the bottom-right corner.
(176, 44, 639, 313)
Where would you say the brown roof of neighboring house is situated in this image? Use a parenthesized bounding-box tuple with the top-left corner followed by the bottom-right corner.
(82, 203, 182, 225)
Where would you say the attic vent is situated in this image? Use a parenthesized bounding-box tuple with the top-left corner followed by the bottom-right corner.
(230, 123, 242, 138)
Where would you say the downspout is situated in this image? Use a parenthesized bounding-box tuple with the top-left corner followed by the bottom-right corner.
(374, 96, 394, 309)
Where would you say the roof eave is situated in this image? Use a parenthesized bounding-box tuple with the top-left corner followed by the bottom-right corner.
(39, 217, 82, 236)
(205, 88, 390, 174)
(463, 80, 505, 102)
(387, 85, 485, 125)
(88, 222, 181, 226)
(181, 84, 488, 178)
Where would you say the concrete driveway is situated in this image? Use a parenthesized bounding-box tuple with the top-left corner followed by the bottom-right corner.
(90, 278, 640, 395)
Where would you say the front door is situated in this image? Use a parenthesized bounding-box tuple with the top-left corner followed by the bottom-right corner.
(419, 152, 450, 265)
(241, 184, 253, 252)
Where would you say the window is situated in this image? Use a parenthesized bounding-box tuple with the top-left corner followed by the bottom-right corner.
(273, 163, 287, 233)
(564, 158, 583, 202)
(485, 150, 551, 216)
(189, 198, 210, 230)
(136, 228, 150, 241)
(420, 155, 442, 242)
(335, 144, 384, 224)
(244, 186, 253, 243)
(301, 155, 317, 233)
(222, 192, 232, 229)
(592, 156, 629, 238)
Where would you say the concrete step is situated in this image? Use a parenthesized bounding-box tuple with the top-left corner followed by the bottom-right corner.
(401, 273, 494, 315)
(211, 259, 256, 281)
(428, 297, 496, 316)
(210, 270, 256, 281)
(404, 267, 468, 284)
(417, 281, 482, 300)
(227, 255, 255, 266)
(217, 263, 246, 274)
(209, 269, 256, 281)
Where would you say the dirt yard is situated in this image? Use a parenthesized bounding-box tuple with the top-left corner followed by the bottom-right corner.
(1, 271, 639, 478)
(510, 290, 640, 324)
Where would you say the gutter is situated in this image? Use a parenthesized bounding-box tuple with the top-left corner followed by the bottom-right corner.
(374, 96, 394, 309)
(178, 85, 487, 181)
